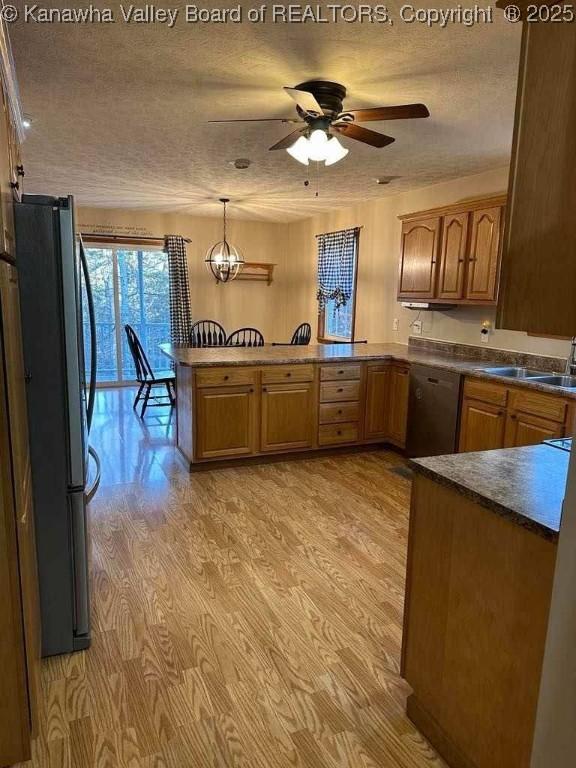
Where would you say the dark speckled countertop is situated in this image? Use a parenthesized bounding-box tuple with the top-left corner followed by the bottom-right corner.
(160, 342, 576, 399)
(411, 444, 569, 540)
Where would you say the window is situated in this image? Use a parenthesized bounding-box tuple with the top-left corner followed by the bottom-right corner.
(316, 227, 359, 341)
(83, 246, 170, 384)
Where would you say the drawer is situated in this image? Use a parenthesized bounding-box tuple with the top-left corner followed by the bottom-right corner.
(319, 402, 360, 424)
(320, 380, 361, 403)
(320, 364, 362, 381)
(509, 388, 567, 423)
(463, 377, 508, 407)
(196, 367, 257, 388)
(319, 422, 359, 446)
(261, 364, 314, 384)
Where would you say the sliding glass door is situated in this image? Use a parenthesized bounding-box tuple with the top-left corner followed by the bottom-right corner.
(83, 246, 170, 384)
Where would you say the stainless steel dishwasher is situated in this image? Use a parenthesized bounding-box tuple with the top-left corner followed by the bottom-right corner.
(406, 364, 463, 458)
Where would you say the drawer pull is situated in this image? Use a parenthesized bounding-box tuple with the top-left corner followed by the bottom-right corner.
(250, 388, 254, 393)
(337, 430, 342, 436)
(286, 372, 292, 377)
(262, 387, 266, 392)
(338, 409, 342, 415)
(338, 370, 344, 374)
(510, 413, 516, 420)
(224, 375, 229, 381)
(337, 387, 343, 393)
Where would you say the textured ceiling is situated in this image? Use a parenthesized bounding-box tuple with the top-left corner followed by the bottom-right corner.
(10, 2, 521, 222)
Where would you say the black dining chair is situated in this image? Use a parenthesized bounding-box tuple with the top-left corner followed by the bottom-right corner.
(124, 325, 176, 418)
(225, 327, 265, 347)
(189, 319, 227, 348)
(272, 322, 312, 346)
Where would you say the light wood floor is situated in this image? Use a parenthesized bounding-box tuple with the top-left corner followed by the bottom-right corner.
(18, 388, 444, 768)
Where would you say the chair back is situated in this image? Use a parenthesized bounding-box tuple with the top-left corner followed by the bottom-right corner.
(189, 319, 227, 348)
(290, 322, 312, 346)
(226, 327, 264, 347)
(124, 324, 155, 383)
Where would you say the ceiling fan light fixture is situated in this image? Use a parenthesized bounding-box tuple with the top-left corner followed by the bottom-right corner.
(286, 135, 310, 165)
(324, 136, 349, 166)
(307, 128, 330, 161)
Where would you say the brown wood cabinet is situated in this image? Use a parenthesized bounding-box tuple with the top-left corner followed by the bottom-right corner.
(466, 206, 502, 302)
(364, 364, 390, 440)
(261, 381, 315, 452)
(403, 474, 557, 768)
(505, 412, 563, 448)
(459, 397, 507, 453)
(387, 365, 410, 448)
(459, 376, 572, 452)
(398, 217, 440, 299)
(195, 385, 258, 459)
(497, 21, 576, 336)
(398, 196, 506, 305)
(437, 212, 469, 300)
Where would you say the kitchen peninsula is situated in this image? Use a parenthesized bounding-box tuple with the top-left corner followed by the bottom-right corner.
(161, 340, 576, 470)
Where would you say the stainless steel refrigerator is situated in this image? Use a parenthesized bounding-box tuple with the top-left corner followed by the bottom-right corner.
(15, 194, 99, 656)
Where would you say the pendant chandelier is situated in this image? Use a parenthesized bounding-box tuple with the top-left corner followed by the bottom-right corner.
(205, 198, 244, 283)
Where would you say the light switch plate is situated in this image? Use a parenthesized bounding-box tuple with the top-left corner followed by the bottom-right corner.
(393, 318, 399, 331)
(412, 320, 423, 335)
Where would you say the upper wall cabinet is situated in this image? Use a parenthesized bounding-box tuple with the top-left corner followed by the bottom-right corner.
(398, 217, 441, 299)
(496, 19, 576, 336)
(397, 195, 506, 306)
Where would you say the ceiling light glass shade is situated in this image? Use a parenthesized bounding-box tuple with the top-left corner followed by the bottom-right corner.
(324, 136, 349, 166)
(286, 135, 310, 165)
(307, 128, 329, 161)
(205, 240, 244, 282)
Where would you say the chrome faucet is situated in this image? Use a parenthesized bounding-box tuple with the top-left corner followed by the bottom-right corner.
(565, 337, 576, 376)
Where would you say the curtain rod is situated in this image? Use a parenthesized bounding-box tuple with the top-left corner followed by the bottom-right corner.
(315, 226, 362, 238)
(80, 233, 191, 245)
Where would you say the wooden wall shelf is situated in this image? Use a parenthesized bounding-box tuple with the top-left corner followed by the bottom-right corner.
(235, 262, 275, 285)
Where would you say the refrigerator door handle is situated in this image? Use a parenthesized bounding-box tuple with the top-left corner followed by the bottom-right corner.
(79, 237, 97, 433)
(85, 445, 101, 503)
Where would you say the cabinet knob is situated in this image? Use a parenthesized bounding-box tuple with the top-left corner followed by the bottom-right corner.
(337, 430, 342, 435)
(338, 370, 344, 374)
(338, 409, 342, 415)
(224, 375, 229, 381)
(337, 387, 343, 393)
(510, 413, 517, 420)
(286, 372, 292, 377)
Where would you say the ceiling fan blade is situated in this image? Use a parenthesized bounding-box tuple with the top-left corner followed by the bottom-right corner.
(333, 123, 395, 148)
(284, 87, 323, 115)
(269, 128, 306, 151)
(208, 117, 302, 124)
(342, 104, 430, 122)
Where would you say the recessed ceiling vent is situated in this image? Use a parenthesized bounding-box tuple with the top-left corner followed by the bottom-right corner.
(233, 158, 251, 169)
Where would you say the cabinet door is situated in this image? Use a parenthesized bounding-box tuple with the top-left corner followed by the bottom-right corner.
(388, 365, 410, 447)
(195, 385, 257, 459)
(437, 213, 469, 300)
(465, 207, 502, 301)
(364, 364, 390, 440)
(398, 217, 441, 299)
(504, 411, 564, 448)
(261, 382, 315, 452)
(459, 397, 506, 453)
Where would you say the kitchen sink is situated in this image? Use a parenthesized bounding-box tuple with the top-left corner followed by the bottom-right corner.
(478, 366, 545, 378)
(529, 375, 576, 388)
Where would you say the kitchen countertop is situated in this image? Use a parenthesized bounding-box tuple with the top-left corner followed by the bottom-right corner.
(411, 443, 569, 540)
(160, 342, 576, 398)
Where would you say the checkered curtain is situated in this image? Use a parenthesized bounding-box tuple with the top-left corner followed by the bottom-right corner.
(316, 227, 360, 313)
(165, 235, 192, 345)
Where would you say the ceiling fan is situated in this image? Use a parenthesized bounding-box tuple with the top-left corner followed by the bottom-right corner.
(209, 80, 430, 166)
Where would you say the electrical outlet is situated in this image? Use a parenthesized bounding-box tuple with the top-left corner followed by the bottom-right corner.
(393, 318, 399, 331)
(412, 320, 422, 335)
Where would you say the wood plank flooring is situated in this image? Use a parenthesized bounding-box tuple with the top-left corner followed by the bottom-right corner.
(17, 388, 444, 768)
